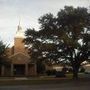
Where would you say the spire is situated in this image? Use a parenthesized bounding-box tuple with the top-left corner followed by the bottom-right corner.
(17, 19, 22, 31)
(15, 20, 25, 38)
(19, 19, 20, 26)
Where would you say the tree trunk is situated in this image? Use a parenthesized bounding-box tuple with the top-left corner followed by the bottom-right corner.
(72, 66, 79, 80)
(73, 70, 78, 79)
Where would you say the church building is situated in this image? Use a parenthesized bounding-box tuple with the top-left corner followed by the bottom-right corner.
(0, 23, 37, 77)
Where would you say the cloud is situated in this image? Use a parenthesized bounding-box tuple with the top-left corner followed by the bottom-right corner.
(0, 0, 88, 45)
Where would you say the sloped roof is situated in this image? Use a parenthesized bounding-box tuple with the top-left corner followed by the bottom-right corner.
(9, 52, 30, 64)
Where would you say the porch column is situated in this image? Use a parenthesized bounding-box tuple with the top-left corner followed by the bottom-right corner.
(11, 64, 14, 76)
(34, 63, 37, 76)
(1, 65, 5, 76)
(25, 64, 28, 76)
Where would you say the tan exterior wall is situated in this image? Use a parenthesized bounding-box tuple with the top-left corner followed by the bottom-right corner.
(14, 38, 26, 54)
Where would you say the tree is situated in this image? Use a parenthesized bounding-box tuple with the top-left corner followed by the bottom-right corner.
(24, 6, 89, 79)
(24, 29, 46, 74)
(55, 6, 89, 79)
(0, 40, 8, 65)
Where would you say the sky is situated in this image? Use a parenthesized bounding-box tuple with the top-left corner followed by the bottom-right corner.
(0, 0, 89, 46)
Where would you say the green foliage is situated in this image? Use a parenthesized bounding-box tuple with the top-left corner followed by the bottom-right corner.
(0, 40, 8, 65)
(24, 6, 89, 79)
(36, 60, 46, 74)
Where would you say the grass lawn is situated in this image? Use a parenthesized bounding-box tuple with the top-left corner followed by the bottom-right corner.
(0, 77, 71, 86)
(0, 73, 89, 86)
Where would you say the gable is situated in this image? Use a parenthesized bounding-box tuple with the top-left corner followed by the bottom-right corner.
(9, 52, 30, 64)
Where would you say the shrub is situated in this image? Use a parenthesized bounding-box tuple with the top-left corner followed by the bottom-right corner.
(55, 71, 66, 77)
(46, 69, 56, 76)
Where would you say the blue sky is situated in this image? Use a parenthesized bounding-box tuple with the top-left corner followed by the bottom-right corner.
(0, 0, 89, 46)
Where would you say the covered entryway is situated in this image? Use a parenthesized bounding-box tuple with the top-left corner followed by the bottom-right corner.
(9, 52, 37, 76)
(14, 64, 25, 76)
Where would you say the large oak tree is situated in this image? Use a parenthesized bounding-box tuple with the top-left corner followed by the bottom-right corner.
(24, 6, 90, 79)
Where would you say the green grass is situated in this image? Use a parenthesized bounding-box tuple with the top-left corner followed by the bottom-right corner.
(0, 73, 88, 86)
(0, 76, 72, 86)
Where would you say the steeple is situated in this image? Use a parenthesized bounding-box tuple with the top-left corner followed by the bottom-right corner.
(15, 20, 25, 38)
(14, 20, 25, 54)
(17, 19, 22, 31)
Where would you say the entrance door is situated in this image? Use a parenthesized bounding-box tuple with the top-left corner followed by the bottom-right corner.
(14, 64, 25, 76)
